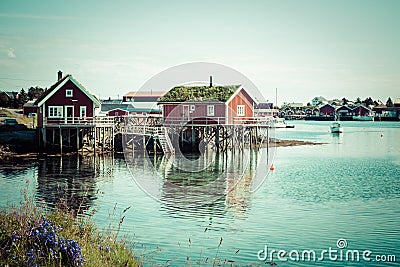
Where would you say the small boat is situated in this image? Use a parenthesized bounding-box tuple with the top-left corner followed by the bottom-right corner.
(270, 118, 295, 128)
(352, 115, 374, 121)
(330, 121, 343, 133)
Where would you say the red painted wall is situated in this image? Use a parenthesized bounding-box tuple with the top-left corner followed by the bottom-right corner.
(352, 106, 370, 116)
(108, 109, 128, 116)
(319, 105, 336, 116)
(227, 88, 254, 124)
(23, 106, 39, 116)
(162, 102, 226, 124)
(44, 80, 94, 118)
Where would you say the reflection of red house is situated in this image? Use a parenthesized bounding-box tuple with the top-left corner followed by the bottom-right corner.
(319, 104, 336, 116)
(33, 72, 101, 128)
(158, 85, 257, 124)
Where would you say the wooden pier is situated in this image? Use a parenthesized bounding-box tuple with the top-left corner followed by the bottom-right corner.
(38, 115, 272, 155)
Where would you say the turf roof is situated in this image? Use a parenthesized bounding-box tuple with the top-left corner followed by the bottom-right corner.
(158, 85, 240, 102)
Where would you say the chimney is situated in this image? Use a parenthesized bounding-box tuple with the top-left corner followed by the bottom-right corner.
(209, 75, 212, 87)
(58, 70, 62, 81)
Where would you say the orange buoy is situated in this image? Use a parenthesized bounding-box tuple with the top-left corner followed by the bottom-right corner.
(269, 165, 275, 171)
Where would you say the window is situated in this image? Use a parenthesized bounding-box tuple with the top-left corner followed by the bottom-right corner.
(207, 105, 214, 116)
(48, 106, 63, 118)
(80, 106, 87, 118)
(237, 105, 245, 116)
(66, 89, 73, 97)
(190, 105, 195, 112)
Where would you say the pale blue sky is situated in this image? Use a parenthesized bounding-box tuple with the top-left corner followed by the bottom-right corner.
(0, 0, 399, 105)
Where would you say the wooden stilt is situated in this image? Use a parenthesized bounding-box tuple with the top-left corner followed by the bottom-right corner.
(59, 127, 62, 154)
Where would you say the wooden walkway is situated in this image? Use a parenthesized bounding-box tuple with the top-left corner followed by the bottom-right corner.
(122, 125, 175, 154)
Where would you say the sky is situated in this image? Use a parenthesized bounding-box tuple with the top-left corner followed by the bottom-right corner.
(0, 0, 399, 105)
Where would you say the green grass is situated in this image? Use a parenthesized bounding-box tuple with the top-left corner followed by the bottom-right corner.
(0, 188, 139, 267)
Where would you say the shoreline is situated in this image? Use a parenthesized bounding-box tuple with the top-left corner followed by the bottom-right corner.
(268, 138, 325, 147)
(0, 138, 323, 162)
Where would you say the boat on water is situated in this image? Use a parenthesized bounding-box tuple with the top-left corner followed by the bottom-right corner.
(330, 121, 343, 133)
(352, 115, 374, 121)
(270, 118, 295, 128)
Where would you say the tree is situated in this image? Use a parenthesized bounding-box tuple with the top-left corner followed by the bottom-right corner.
(306, 102, 311, 107)
(386, 97, 394, 107)
(18, 88, 28, 108)
(355, 97, 361, 104)
(28, 86, 45, 100)
(364, 97, 374, 107)
(342, 97, 349, 105)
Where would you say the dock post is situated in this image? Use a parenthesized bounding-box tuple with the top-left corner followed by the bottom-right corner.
(52, 129, 55, 150)
(43, 128, 46, 150)
(76, 127, 79, 151)
(59, 127, 62, 154)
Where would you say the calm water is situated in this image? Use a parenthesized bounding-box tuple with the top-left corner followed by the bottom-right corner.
(1, 121, 399, 266)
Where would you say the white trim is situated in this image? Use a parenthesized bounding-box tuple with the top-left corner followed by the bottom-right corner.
(80, 106, 87, 118)
(207, 105, 214, 116)
(64, 105, 74, 123)
(48, 106, 63, 118)
(183, 105, 189, 118)
(66, 89, 73, 97)
(107, 108, 128, 113)
(237, 105, 245, 116)
(225, 103, 228, 123)
(37, 75, 101, 107)
(226, 86, 259, 105)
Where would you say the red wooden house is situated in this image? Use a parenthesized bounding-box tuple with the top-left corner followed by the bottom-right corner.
(33, 73, 101, 127)
(352, 105, 371, 116)
(319, 103, 336, 116)
(158, 85, 258, 125)
(336, 105, 353, 116)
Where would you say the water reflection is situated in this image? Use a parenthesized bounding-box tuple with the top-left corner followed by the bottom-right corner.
(36, 154, 113, 214)
(125, 149, 263, 220)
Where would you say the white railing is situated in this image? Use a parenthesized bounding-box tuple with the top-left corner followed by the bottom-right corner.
(44, 115, 273, 127)
(44, 117, 115, 126)
(162, 116, 272, 125)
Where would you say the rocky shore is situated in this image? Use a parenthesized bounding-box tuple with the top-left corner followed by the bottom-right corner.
(268, 138, 324, 147)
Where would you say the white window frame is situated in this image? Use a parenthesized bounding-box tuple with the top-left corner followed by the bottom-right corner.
(237, 105, 245, 116)
(66, 89, 73, 97)
(207, 105, 214, 116)
(190, 105, 195, 112)
(48, 106, 63, 118)
(80, 106, 87, 118)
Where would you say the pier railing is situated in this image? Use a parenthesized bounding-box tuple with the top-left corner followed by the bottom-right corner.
(44, 115, 274, 128)
(162, 116, 272, 126)
(44, 117, 115, 127)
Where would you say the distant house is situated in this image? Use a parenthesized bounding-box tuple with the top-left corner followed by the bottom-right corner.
(123, 91, 165, 102)
(304, 108, 319, 117)
(254, 102, 278, 117)
(33, 72, 101, 127)
(0, 91, 19, 108)
(336, 105, 353, 117)
(311, 96, 327, 106)
(158, 85, 257, 124)
(107, 106, 161, 117)
(352, 105, 371, 116)
(319, 103, 336, 116)
(394, 98, 400, 108)
(23, 99, 38, 116)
